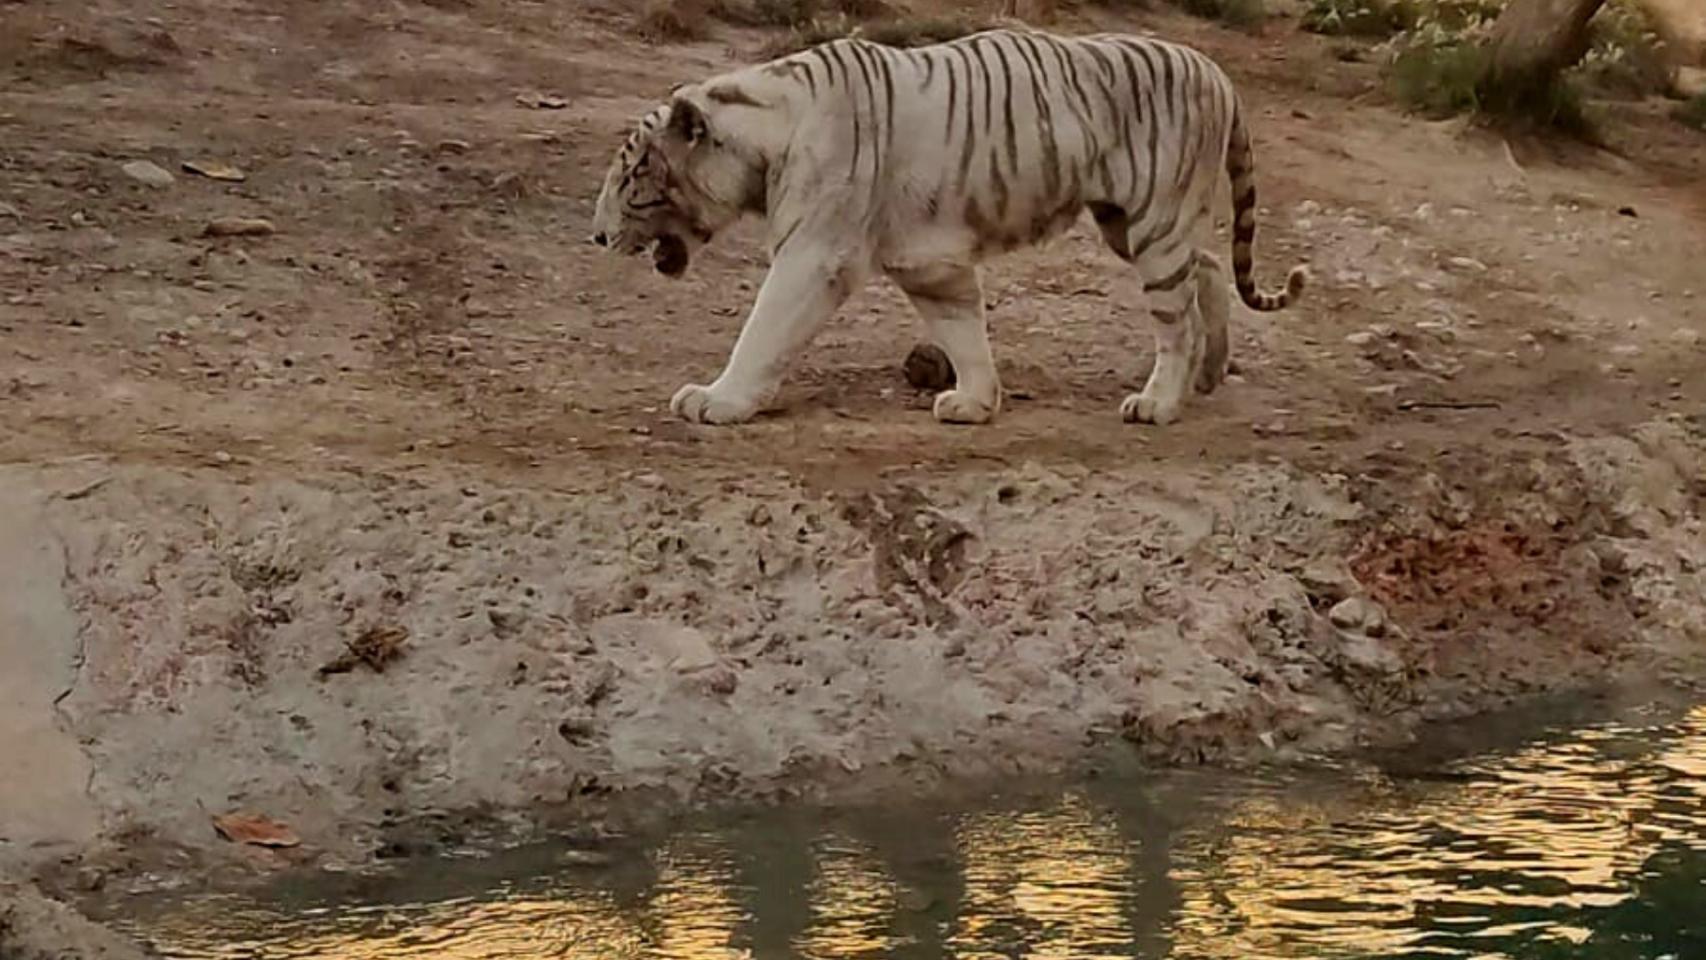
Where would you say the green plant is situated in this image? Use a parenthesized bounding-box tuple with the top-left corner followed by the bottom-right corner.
(1574, 0, 1670, 98)
(1674, 92, 1706, 132)
(1301, 0, 1415, 38)
(1389, 33, 1490, 117)
(1384, 2, 1593, 138)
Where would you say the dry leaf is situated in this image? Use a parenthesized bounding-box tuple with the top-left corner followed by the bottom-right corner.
(182, 159, 247, 182)
(318, 623, 409, 678)
(212, 812, 300, 848)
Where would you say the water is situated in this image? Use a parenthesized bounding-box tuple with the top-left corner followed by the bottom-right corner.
(115, 701, 1706, 959)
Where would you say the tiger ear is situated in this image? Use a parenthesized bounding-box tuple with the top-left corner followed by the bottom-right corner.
(667, 95, 707, 145)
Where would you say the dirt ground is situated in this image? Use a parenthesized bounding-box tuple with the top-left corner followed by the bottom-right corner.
(2, 0, 1705, 942)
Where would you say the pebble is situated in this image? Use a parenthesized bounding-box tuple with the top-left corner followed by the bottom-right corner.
(1329, 596, 1386, 636)
(1344, 331, 1377, 348)
(203, 217, 276, 238)
(1444, 256, 1488, 274)
(121, 159, 176, 188)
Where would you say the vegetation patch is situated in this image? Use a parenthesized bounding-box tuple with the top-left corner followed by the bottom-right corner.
(1302, 0, 1418, 38)
(1379, 0, 1607, 137)
(1575, 0, 1670, 99)
(635, 0, 714, 43)
(1674, 92, 1706, 132)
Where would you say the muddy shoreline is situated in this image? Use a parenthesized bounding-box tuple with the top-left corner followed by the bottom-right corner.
(5, 415, 1704, 955)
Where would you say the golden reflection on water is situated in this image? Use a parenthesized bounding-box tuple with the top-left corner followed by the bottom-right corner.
(950, 795, 1135, 960)
(126, 705, 1706, 960)
(794, 834, 895, 958)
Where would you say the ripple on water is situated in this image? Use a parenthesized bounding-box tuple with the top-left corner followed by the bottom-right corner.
(115, 704, 1706, 960)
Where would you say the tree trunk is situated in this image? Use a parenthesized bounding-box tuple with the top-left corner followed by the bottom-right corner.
(1478, 0, 1607, 117)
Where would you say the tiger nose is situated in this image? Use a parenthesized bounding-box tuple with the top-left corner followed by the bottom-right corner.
(590, 231, 609, 247)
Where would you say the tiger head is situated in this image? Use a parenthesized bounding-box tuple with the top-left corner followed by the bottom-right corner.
(591, 88, 758, 278)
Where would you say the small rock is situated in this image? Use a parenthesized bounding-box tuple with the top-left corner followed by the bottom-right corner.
(122, 159, 175, 188)
(1344, 331, 1377, 348)
(1328, 596, 1372, 631)
(1415, 320, 1455, 343)
(436, 139, 472, 154)
(703, 666, 738, 697)
(211, 450, 233, 465)
(559, 849, 612, 868)
(1444, 256, 1487, 274)
(203, 217, 276, 238)
(1617, 205, 1637, 218)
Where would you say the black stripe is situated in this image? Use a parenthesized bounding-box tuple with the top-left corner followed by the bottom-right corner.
(992, 37, 1018, 177)
(850, 43, 880, 182)
(846, 50, 864, 182)
(920, 49, 936, 91)
(772, 215, 804, 256)
(810, 45, 838, 88)
(1048, 37, 1100, 174)
(971, 37, 994, 148)
(1157, 45, 1177, 123)
(797, 59, 819, 99)
(1174, 55, 1201, 192)
(1116, 45, 1148, 200)
(1014, 34, 1061, 199)
(952, 45, 979, 189)
(1143, 256, 1194, 294)
(876, 45, 896, 170)
(944, 47, 960, 145)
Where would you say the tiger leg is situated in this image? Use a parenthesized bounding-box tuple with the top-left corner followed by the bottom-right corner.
(892, 263, 1000, 425)
(1121, 243, 1200, 426)
(672, 242, 866, 424)
(1194, 248, 1231, 395)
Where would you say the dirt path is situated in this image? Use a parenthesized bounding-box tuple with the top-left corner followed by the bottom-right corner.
(1, 0, 1704, 917)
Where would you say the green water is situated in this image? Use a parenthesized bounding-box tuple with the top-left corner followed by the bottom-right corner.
(115, 701, 1706, 959)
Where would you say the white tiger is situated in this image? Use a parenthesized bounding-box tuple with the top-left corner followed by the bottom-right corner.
(591, 28, 1307, 426)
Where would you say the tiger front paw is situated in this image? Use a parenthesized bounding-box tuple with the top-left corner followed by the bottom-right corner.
(1120, 391, 1182, 426)
(670, 383, 761, 425)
